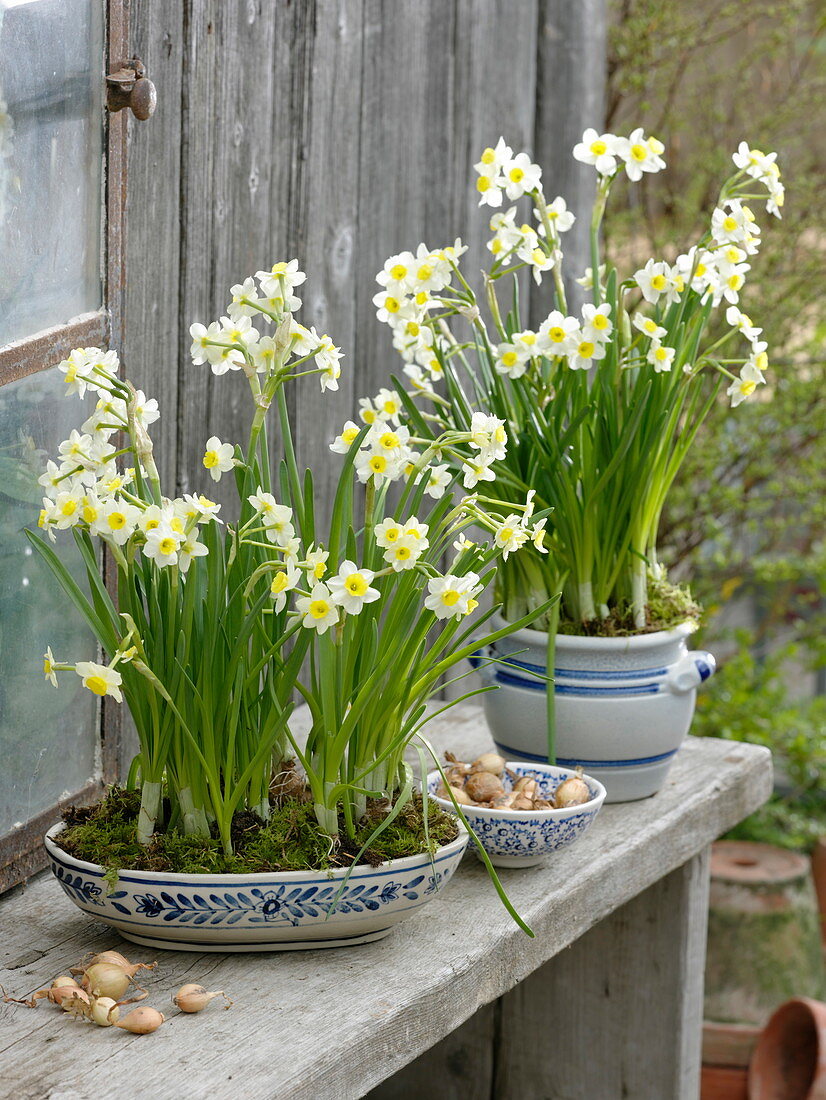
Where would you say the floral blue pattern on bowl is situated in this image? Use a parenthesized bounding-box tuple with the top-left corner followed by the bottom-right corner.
(427, 762, 606, 868)
(45, 822, 468, 952)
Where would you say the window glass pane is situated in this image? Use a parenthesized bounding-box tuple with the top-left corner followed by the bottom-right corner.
(0, 367, 98, 833)
(0, 0, 104, 346)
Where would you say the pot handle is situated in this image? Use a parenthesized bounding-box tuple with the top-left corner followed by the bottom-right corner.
(468, 644, 496, 683)
(665, 650, 717, 695)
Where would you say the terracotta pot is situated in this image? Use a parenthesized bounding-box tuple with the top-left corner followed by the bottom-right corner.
(702, 1064, 749, 1100)
(705, 842, 826, 1027)
(749, 998, 826, 1099)
(811, 840, 826, 948)
(702, 1021, 760, 1099)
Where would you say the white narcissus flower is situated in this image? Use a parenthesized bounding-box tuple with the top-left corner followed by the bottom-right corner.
(177, 534, 208, 574)
(538, 310, 579, 356)
(79, 491, 102, 528)
(290, 321, 321, 357)
(355, 447, 405, 487)
(269, 565, 300, 613)
(48, 487, 85, 530)
(411, 243, 451, 294)
(315, 335, 343, 392)
(296, 583, 340, 634)
(494, 341, 529, 379)
(227, 277, 260, 321)
(177, 493, 222, 525)
(634, 258, 671, 304)
(711, 201, 752, 246)
(330, 420, 361, 454)
(573, 128, 619, 176)
(469, 412, 507, 463)
(75, 661, 123, 702)
(494, 514, 530, 559)
(581, 302, 613, 343)
(462, 460, 496, 490)
(474, 137, 512, 178)
(531, 518, 549, 554)
(614, 128, 666, 182)
(255, 259, 306, 306)
(647, 342, 676, 373)
(720, 263, 750, 305)
(248, 489, 295, 545)
(43, 647, 58, 687)
(372, 388, 403, 424)
(58, 429, 93, 467)
(372, 288, 405, 324)
(304, 545, 329, 581)
(38, 460, 64, 499)
(219, 315, 259, 355)
(263, 506, 295, 547)
(425, 572, 482, 620)
(95, 498, 141, 544)
(542, 196, 575, 233)
(189, 321, 224, 366)
(727, 361, 766, 407)
(424, 464, 452, 499)
(376, 251, 416, 295)
(202, 436, 236, 482)
(675, 247, 720, 295)
(250, 335, 277, 375)
(248, 486, 278, 515)
(368, 423, 410, 458)
(58, 349, 94, 397)
(632, 313, 667, 342)
(143, 524, 182, 568)
(566, 332, 606, 372)
(726, 306, 763, 345)
(502, 151, 542, 200)
(129, 389, 160, 430)
(403, 518, 429, 546)
(328, 561, 381, 615)
(525, 243, 558, 285)
(732, 142, 778, 182)
(384, 535, 425, 571)
(374, 518, 404, 548)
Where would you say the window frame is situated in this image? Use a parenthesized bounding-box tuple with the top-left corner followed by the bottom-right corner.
(0, 0, 129, 890)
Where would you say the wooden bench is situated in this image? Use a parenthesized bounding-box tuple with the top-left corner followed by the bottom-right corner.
(0, 704, 771, 1099)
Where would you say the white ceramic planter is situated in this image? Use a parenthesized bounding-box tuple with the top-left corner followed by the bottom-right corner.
(44, 822, 469, 952)
(474, 618, 716, 802)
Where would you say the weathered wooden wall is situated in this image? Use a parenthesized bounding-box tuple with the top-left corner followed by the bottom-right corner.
(125, 0, 606, 515)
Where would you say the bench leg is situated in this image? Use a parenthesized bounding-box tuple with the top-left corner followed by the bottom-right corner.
(495, 849, 711, 1100)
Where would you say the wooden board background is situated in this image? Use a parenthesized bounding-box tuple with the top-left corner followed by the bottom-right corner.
(125, 0, 607, 515)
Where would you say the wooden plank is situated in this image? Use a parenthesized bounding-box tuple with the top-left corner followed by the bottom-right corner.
(495, 850, 711, 1100)
(366, 1003, 497, 1100)
(0, 707, 771, 1100)
(125, 2, 185, 491)
(352, 0, 458, 402)
(175, 0, 277, 512)
(451, 0, 538, 308)
(531, 0, 608, 321)
(288, 0, 365, 532)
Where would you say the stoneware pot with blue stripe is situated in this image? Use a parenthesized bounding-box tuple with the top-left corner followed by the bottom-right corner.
(44, 821, 469, 952)
(473, 617, 716, 802)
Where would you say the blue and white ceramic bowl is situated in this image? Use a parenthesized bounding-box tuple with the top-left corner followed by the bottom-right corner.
(427, 762, 606, 868)
(44, 821, 469, 952)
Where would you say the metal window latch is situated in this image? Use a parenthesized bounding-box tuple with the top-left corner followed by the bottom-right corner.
(106, 57, 157, 121)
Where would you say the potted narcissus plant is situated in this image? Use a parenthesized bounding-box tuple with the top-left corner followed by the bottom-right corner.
(31, 261, 548, 951)
(367, 131, 785, 801)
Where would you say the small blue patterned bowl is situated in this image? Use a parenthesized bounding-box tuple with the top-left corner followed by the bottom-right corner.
(427, 762, 606, 868)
